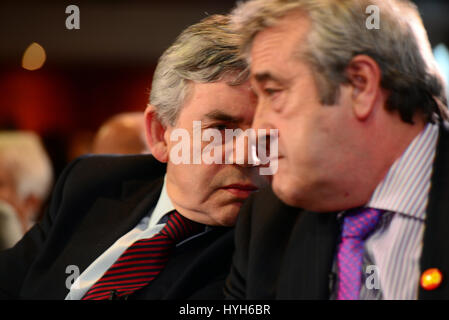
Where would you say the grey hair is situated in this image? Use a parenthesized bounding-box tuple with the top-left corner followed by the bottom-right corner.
(150, 14, 249, 126)
(231, 0, 448, 123)
(0, 131, 53, 201)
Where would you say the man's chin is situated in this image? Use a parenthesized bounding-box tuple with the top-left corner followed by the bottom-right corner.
(272, 177, 305, 208)
(211, 205, 241, 227)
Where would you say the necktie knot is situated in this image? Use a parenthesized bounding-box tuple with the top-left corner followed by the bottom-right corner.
(160, 210, 204, 243)
(341, 207, 384, 239)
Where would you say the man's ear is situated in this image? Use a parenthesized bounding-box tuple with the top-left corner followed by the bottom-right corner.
(345, 54, 382, 121)
(144, 104, 169, 163)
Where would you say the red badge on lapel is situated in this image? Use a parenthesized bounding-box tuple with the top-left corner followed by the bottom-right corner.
(421, 268, 443, 291)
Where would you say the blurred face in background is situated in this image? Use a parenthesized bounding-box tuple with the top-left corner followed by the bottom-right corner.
(0, 159, 28, 231)
(0, 159, 19, 212)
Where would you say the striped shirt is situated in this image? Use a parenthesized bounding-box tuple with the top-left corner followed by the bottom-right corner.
(332, 123, 439, 300)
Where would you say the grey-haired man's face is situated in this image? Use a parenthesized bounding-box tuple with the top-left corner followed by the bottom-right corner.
(249, 11, 364, 211)
(161, 79, 268, 226)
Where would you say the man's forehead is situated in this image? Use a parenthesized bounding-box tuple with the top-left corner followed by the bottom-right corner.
(250, 10, 310, 69)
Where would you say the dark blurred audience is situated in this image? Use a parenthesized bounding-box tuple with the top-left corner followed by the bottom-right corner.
(0, 131, 53, 248)
(91, 112, 149, 155)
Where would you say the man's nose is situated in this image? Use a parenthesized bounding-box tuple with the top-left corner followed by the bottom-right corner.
(253, 101, 276, 145)
(229, 102, 275, 168)
(228, 131, 260, 168)
(251, 100, 272, 132)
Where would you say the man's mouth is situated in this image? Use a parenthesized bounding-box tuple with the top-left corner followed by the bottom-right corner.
(221, 184, 259, 199)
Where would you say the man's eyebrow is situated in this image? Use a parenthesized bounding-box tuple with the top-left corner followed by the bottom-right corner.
(253, 72, 283, 83)
(202, 110, 244, 123)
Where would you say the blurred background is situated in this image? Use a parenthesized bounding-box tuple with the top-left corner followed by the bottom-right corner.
(1, 0, 449, 178)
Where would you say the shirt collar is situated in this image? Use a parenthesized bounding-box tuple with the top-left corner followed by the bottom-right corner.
(148, 175, 212, 244)
(147, 175, 175, 227)
(366, 123, 439, 220)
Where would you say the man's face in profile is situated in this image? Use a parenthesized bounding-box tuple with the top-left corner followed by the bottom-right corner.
(161, 79, 267, 226)
(250, 11, 358, 210)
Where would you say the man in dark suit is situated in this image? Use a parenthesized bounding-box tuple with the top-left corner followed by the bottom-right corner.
(225, 0, 449, 299)
(0, 14, 266, 300)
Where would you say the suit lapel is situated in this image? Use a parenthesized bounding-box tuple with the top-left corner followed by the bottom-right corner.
(278, 211, 339, 299)
(38, 177, 164, 299)
(419, 123, 449, 299)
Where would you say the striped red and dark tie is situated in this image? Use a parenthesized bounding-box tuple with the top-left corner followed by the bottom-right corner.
(82, 210, 203, 300)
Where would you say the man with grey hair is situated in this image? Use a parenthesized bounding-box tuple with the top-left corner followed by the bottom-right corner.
(0, 132, 53, 239)
(225, 0, 449, 299)
(0, 15, 266, 300)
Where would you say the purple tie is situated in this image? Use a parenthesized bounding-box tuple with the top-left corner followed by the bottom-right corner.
(336, 207, 383, 300)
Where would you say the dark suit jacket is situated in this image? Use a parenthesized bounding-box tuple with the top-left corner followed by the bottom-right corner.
(225, 123, 449, 299)
(0, 155, 234, 300)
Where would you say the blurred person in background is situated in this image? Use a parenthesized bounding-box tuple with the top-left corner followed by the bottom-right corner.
(0, 131, 53, 246)
(0, 201, 23, 250)
(91, 112, 149, 155)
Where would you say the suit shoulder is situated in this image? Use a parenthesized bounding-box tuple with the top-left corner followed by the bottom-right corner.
(249, 187, 300, 224)
(236, 186, 302, 246)
(53, 154, 165, 204)
(64, 154, 164, 184)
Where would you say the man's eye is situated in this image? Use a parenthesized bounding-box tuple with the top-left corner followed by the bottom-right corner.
(264, 88, 281, 96)
(212, 124, 228, 131)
